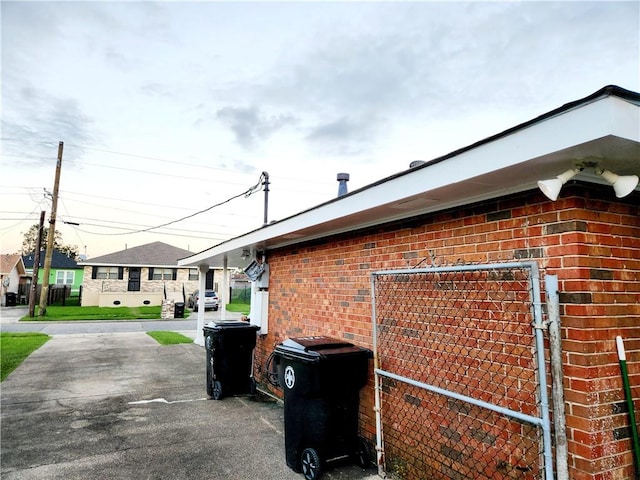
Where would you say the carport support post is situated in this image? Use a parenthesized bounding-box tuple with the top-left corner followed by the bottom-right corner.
(194, 264, 209, 346)
(220, 256, 228, 321)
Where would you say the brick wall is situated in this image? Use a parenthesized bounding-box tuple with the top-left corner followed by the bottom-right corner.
(254, 183, 639, 479)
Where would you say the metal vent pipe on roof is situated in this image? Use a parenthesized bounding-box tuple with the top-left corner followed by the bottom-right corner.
(337, 173, 349, 197)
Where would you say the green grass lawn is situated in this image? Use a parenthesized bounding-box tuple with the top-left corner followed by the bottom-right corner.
(21, 305, 163, 321)
(225, 303, 250, 315)
(1, 333, 51, 381)
(146, 331, 194, 345)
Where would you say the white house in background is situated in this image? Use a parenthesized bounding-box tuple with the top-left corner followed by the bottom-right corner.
(0, 254, 27, 305)
(78, 241, 224, 307)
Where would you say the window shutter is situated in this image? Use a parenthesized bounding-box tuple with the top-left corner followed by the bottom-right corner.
(92, 266, 97, 279)
(148, 268, 154, 280)
(172, 269, 177, 281)
(118, 267, 124, 280)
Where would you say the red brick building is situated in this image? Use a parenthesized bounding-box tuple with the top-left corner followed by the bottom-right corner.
(181, 85, 639, 479)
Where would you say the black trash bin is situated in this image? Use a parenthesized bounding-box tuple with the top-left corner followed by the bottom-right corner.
(5, 292, 17, 307)
(273, 336, 373, 480)
(203, 321, 259, 400)
(174, 302, 185, 318)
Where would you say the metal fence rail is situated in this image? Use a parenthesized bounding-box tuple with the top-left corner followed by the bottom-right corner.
(371, 262, 552, 480)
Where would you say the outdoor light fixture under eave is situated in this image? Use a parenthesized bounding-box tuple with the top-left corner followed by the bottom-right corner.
(241, 248, 251, 261)
(595, 168, 639, 198)
(537, 167, 581, 201)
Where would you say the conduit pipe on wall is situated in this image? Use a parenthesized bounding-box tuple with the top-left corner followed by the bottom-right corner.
(616, 336, 640, 478)
(545, 275, 569, 480)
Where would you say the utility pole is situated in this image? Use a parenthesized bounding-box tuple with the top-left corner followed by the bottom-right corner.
(39, 141, 63, 317)
(262, 171, 269, 226)
(28, 210, 45, 317)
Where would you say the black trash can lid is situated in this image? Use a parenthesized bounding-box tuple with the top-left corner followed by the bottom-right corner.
(203, 321, 259, 332)
(275, 336, 371, 361)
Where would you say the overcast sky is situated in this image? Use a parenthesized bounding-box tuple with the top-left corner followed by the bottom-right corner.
(1, 1, 638, 259)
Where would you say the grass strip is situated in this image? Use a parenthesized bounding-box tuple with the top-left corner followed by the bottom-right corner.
(1, 333, 51, 381)
(147, 331, 193, 345)
(21, 305, 162, 321)
(225, 303, 250, 315)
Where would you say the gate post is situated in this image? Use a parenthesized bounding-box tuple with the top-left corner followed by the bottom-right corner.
(546, 274, 569, 480)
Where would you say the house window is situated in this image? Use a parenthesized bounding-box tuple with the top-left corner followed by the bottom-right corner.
(56, 270, 74, 285)
(152, 268, 173, 280)
(96, 267, 119, 279)
(188, 269, 198, 281)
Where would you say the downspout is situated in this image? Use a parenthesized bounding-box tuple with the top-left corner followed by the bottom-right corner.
(545, 275, 569, 480)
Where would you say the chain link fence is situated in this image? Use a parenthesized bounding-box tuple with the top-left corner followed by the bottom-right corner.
(372, 262, 552, 480)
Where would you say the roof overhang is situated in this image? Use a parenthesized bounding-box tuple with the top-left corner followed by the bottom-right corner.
(179, 86, 640, 270)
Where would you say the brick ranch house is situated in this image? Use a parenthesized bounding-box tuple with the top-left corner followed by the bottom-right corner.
(180, 85, 639, 480)
(79, 241, 224, 307)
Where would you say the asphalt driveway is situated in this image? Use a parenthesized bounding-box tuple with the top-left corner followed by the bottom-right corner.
(0, 330, 379, 480)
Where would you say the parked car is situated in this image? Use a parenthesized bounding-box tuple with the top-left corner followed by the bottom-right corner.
(188, 289, 219, 311)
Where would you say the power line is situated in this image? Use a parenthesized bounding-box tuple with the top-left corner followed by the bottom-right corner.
(3, 137, 336, 189)
(0, 199, 48, 233)
(72, 172, 267, 236)
(0, 138, 57, 147)
(64, 143, 247, 175)
(74, 223, 230, 242)
(58, 214, 243, 236)
(79, 160, 252, 186)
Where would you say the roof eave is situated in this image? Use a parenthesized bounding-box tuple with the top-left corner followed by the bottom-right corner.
(179, 88, 640, 269)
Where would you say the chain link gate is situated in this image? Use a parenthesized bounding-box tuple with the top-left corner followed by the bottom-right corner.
(371, 261, 553, 480)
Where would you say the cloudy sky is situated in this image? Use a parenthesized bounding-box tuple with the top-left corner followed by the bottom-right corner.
(1, 1, 638, 259)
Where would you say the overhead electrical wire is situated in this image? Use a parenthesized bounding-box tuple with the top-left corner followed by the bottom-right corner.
(0, 198, 48, 233)
(73, 222, 229, 242)
(79, 161, 252, 186)
(2, 138, 336, 241)
(59, 214, 242, 236)
(3, 137, 334, 191)
(73, 172, 267, 236)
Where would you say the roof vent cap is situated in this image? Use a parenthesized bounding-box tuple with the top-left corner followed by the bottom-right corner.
(337, 173, 350, 197)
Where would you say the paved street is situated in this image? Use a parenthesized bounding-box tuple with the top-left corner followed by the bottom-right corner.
(0, 306, 238, 335)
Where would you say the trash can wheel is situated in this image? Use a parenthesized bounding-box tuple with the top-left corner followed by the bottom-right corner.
(206, 358, 215, 397)
(354, 437, 372, 469)
(212, 380, 223, 400)
(301, 448, 322, 480)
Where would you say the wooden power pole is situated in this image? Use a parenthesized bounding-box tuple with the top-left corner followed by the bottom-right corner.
(28, 210, 46, 317)
(38, 141, 63, 317)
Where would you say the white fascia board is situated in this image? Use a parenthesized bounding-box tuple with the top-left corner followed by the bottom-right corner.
(607, 96, 640, 141)
(279, 95, 635, 223)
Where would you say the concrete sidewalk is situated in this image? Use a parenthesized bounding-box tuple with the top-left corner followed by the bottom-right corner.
(1, 332, 380, 480)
